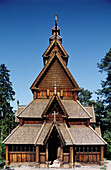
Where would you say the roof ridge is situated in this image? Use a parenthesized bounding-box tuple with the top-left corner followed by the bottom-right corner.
(76, 100, 92, 118)
(34, 122, 46, 144)
(84, 106, 92, 108)
(55, 124, 65, 144)
(92, 105, 96, 122)
(64, 123, 75, 144)
(17, 99, 34, 117)
(89, 126, 107, 144)
(2, 125, 20, 144)
(43, 122, 55, 144)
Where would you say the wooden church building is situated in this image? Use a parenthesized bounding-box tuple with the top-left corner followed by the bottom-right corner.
(3, 15, 107, 168)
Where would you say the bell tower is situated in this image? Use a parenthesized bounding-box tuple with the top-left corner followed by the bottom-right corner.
(42, 15, 69, 66)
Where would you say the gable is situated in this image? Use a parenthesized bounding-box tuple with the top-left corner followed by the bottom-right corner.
(43, 39, 69, 58)
(30, 52, 80, 91)
(46, 44, 65, 58)
(38, 57, 74, 89)
(42, 94, 68, 119)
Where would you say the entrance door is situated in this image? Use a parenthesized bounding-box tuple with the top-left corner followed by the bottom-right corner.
(48, 127, 61, 163)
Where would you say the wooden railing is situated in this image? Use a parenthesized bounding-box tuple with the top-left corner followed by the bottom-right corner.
(63, 153, 70, 163)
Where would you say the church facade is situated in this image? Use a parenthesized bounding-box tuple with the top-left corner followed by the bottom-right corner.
(3, 16, 107, 168)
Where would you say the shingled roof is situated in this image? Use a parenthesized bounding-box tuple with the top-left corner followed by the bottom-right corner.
(68, 125, 107, 145)
(85, 106, 96, 123)
(3, 124, 42, 144)
(3, 123, 106, 145)
(18, 99, 49, 118)
(61, 100, 92, 119)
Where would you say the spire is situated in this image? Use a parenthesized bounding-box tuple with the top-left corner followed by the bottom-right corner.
(49, 15, 62, 44)
(55, 14, 57, 51)
(55, 14, 57, 29)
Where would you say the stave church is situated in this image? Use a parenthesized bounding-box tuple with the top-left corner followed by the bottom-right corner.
(3, 15, 107, 168)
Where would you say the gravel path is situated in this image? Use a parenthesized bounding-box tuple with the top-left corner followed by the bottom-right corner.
(4, 160, 111, 170)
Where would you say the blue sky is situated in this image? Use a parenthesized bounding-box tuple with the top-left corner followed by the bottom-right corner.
(0, 0, 111, 110)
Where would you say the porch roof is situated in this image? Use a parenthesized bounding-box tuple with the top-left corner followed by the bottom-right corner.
(68, 125, 107, 145)
(3, 124, 42, 144)
(3, 123, 106, 145)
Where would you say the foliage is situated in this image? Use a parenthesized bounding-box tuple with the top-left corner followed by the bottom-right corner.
(78, 87, 93, 106)
(96, 48, 111, 159)
(0, 64, 15, 160)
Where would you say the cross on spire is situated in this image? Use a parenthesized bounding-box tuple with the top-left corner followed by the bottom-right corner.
(52, 82, 59, 94)
(52, 111, 58, 123)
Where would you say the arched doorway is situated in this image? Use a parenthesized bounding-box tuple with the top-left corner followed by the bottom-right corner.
(48, 127, 61, 164)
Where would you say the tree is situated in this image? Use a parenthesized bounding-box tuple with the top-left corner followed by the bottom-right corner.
(96, 48, 111, 159)
(78, 87, 93, 106)
(0, 64, 15, 161)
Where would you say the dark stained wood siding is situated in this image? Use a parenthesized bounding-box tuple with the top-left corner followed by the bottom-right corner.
(38, 57, 74, 89)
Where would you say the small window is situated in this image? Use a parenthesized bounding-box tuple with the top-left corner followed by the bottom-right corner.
(63, 146, 69, 153)
(39, 145, 46, 153)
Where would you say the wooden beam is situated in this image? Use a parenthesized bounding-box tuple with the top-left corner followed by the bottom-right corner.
(47, 89, 50, 97)
(46, 144, 49, 168)
(70, 146, 74, 168)
(6, 145, 9, 165)
(34, 91, 37, 99)
(36, 146, 39, 167)
(60, 144, 63, 167)
(100, 146, 104, 165)
(19, 119, 23, 126)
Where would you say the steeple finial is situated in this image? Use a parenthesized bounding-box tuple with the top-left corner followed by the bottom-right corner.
(55, 14, 57, 27)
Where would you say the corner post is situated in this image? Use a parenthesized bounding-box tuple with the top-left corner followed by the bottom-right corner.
(46, 143, 49, 168)
(100, 146, 104, 165)
(36, 145, 39, 167)
(6, 145, 9, 165)
(70, 146, 74, 168)
(60, 144, 63, 167)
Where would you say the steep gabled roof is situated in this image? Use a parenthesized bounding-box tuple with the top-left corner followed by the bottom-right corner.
(30, 51, 80, 90)
(68, 125, 107, 145)
(37, 122, 73, 145)
(42, 39, 69, 58)
(85, 106, 96, 123)
(61, 100, 92, 119)
(3, 124, 42, 144)
(42, 94, 68, 118)
(17, 99, 50, 118)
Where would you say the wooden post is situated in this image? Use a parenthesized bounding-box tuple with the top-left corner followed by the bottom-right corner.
(19, 119, 24, 126)
(100, 146, 104, 165)
(46, 144, 49, 168)
(36, 146, 39, 167)
(47, 89, 50, 97)
(70, 146, 74, 168)
(86, 120, 90, 127)
(34, 91, 37, 99)
(60, 144, 63, 167)
(6, 145, 9, 165)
